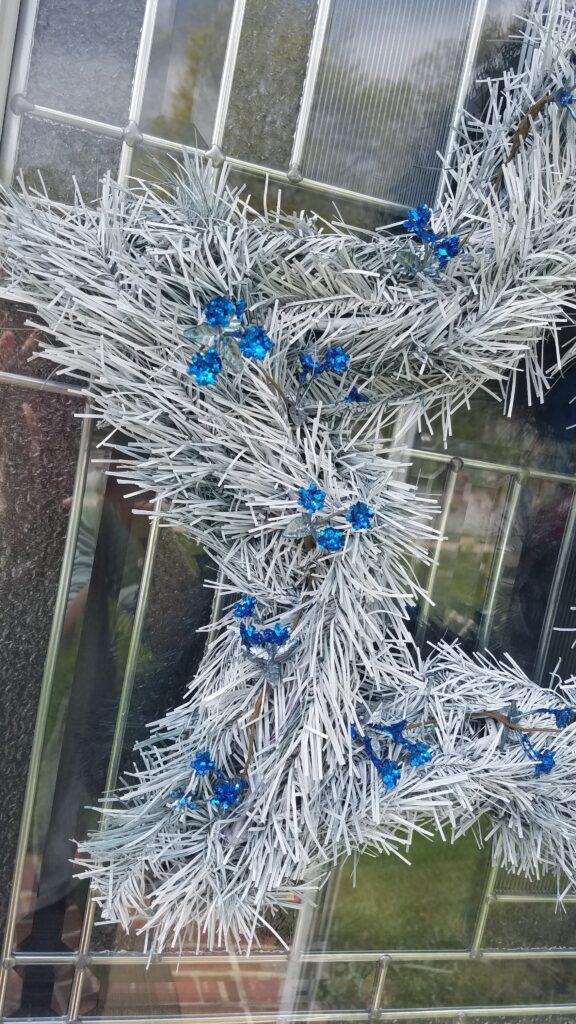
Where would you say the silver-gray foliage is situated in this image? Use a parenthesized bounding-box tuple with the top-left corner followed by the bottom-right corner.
(0, 2, 575, 952)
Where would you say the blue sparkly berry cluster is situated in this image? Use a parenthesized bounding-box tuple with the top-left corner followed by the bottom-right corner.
(186, 295, 272, 385)
(352, 719, 432, 791)
(167, 748, 248, 821)
(299, 345, 349, 382)
(233, 595, 291, 648)
(402, 203, 460, 271)
(513, 704, 574, 777)
(295, 486, 375, 552)
(234, 597, 298, 685)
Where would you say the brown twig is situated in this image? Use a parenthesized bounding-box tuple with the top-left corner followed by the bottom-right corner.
(242, 685, 267, 777)
(404, 710, 560, 735)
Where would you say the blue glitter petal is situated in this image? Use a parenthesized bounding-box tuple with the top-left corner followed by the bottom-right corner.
(235, 299, 246, 319)
(408, 741, 432, 768)
(535, 749, 556, 776)
(520, 734, 556, 777)
(191, 750, 217, 776)
(556, 88, 575, 107)
(187, 348, 222, 385)
(345, 386, 369, 403)
(403, 203, 432, 237)
(299, 352, 326, 381)
(434, 235, 460, 269)
(238, 324, 272, 360)
(262, 623, 290, 646)
(240, 622, 265, 647)
(299, 483, 326, 513)
(317, 526, 345, 552)
(347, 501, 375, 531)
(204, 296, 237, 327)
(233, 596, 257, 618)
(324, 345, 349, 373)
(168, 787, 196, 811)
(211, 778, 248, 810)
(379, 758, 402, 790)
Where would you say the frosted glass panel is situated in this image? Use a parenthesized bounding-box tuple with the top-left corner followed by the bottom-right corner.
(302, 0, 478, 204)
(26, 0, 146, 124)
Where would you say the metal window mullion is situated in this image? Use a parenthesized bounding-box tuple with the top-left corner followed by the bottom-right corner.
(0, 367, 84, 397)
(0, 0, 22, 137)
(116, 0, 159, 185)
(533, 485, 576, 683)
(0, 0, 40, 182)
(435, 0, 488, 207)
(470, 863, 499, 956)
(66, 504, 162, 1022)
(207, 0, 246, 161)
(288, 0, 333, 181)
(0, 407, 93, 1018)
(477, 474, 523, 651)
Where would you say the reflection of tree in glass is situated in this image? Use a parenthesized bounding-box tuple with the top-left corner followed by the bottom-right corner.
(146, 8, 232, 149)
(304, 13, 520, 206)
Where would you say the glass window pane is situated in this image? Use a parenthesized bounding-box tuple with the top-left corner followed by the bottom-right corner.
(407, 460, 511, 652)
(25, 0, 146, 124)
(79, 960, 289, 1017)
(223, 0, 317, 169)
(0, 382, 81, 953)
(302, 0, 477, 204)
(15, 119, 122, 202)
(14, 439, 152, 958)
(383, 959, 576, 1010)
(483, 901, 576, 950)
(296, 961, 377, 1014)
(140, 0, 235, 148)
(0, 297, 78, 385)
(318, 831, 490, 951)
(4, 964, 75, 1018)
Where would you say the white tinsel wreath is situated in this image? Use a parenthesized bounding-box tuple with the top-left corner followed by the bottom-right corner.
(0, 1, 576, 953)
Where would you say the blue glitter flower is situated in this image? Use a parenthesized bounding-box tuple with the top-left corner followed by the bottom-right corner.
(403, 203, 438, 243)
(324, 346, 349, 373)
(299, 352, 325, 381)
(237, 325, 272, 360)
(369, 720, 432, 769)
(187, 348, 222, 385)
(345, 386, 369, 403)
(299, 483, 326, 513)
(262, 623, 290, 646)
(434, 235, 460, 269)
(407, 740, 432, 768)
(168, 787, 196, 811)
(204, 296, 244, 327)
(211, 777, 248, 810)
(347, 501, 375, 531)
(379, 758, 402, 790)
(240, 623, 265, 648)
(520, 734, 556, 777)
(534, 748, 556, 776)
(317, 526, 345, 552)
(191, 751, 217, 776)
(233, 596, 257, 618)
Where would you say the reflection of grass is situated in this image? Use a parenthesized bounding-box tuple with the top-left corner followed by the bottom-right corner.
(326, 830, 491, 951)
